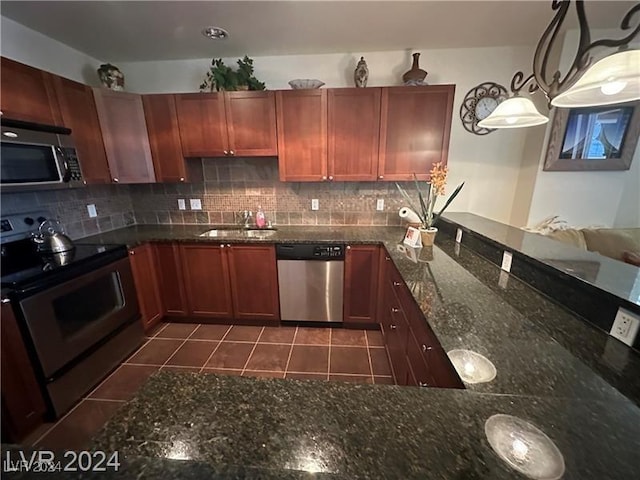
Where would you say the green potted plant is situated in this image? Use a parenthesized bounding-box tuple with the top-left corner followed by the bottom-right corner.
(396, 162, 464, 246)
(200, 56, 265, 92)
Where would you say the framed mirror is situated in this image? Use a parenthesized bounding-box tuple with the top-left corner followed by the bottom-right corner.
(543, 101, 640, 171)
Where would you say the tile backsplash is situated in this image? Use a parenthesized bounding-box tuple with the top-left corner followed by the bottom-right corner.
(0, 185, 135, 239)
(1, 157, 421, 238)
(131, 157, 413, 227)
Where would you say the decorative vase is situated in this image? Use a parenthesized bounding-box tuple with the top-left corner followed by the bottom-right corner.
(419, 227, 438, 247)
(97, 64, 125, 91)
(354, 56, 369, 88)
(402, 53, 428, 86)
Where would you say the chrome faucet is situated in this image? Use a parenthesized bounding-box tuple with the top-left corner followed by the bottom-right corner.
(239, 210, 253, 228)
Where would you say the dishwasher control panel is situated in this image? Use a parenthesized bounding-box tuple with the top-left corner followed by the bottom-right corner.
(276, 244, 345, 261)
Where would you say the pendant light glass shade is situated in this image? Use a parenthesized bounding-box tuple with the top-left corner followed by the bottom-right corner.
(551, 50, 640, 108)
(477, 96, 549, 129)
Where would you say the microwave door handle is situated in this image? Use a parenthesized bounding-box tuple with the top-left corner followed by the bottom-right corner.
(55, 147, 72, 183)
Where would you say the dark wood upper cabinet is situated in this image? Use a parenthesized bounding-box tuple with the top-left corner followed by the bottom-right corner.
(155, 243, 188, 317)
(52, 75, 111, 184)
(93, 89, 156, 184)
(0, 57, 62, 126)
(227, 245, 280, 322)
(1, 303, 46, 442)
(175, 93, 228, 157)
(276, 89, 328, 181)
(378, 85, 455, 181)
(143, 94, 188, 183)
(129, 244, 163, 332)
(181, 244, 233, 318)
(225, 91, 277, 156)
(344, 245, 380, 324)
(328, 88, 381, 181)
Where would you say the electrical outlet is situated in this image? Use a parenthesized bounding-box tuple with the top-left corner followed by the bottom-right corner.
(456, 228, 463, 243)
(177, 199, 186, 210)
(501, 251, 513, 272)
(610, 308, 640, 346)
(376, 199, 385, 211)
(87, 204, 97, 218)
(190, 199, 202, 210)
(311, 199, 319, 211)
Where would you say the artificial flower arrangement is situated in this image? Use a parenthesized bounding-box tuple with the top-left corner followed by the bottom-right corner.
(396, 162, 464, 244)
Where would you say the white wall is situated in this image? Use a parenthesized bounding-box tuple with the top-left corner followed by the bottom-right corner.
(0, 16, 102, 85)
(118, 45, 538, 224)
(526, 29, 640, 228)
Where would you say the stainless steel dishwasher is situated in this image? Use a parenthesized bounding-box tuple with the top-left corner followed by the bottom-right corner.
(276, 244, 345, 323)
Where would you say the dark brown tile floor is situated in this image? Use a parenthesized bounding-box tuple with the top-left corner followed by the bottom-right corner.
(28, 323, 393, 449)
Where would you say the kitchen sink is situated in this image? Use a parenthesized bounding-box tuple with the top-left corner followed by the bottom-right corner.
(199, 227, 277, 238)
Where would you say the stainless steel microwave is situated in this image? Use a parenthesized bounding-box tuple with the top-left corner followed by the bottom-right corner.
(1, 119, 84, 192)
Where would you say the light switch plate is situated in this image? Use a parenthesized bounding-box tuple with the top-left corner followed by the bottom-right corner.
(190, 199, 202, 210)
(376, 199, 385, 211)
(610, 307, 640, 346)
(311, 199, 319, 211)
(177, 199, 186, 210)
(501, 251, 513, 272)
(456, 228, 463, 243)
(87, 204, 97, 218)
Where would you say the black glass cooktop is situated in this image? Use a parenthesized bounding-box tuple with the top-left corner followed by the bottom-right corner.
(1, 239, 127, 290)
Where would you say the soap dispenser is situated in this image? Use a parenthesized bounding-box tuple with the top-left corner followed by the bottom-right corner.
(256, 205, 266, 228)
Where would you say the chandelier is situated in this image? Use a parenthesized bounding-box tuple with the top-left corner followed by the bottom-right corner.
(479, 0, 640, 129)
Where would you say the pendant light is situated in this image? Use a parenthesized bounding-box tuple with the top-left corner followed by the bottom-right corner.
(480, 1, 640, 129)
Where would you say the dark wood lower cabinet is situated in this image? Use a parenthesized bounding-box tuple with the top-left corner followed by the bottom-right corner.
(380, 249, 464, 389)
(129, 244, 163, 332)
(155, 243, 188, 317)
(1, 303, 46, 442)
(227, 245, 280, 322)
(181, 244, 233, 319)
(344, 245, 380, 324)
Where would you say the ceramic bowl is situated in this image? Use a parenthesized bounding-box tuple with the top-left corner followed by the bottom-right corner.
(288, 79, 325, 89)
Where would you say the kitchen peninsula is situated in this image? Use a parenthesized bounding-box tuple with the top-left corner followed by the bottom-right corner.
(11, 224, 629, 479)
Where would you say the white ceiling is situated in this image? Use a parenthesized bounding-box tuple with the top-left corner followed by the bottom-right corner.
(1, 1, 637, 62)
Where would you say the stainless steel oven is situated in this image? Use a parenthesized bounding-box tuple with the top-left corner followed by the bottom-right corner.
(1, 119, 84, 192)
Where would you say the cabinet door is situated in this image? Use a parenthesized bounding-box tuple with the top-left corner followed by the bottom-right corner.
(227, 245, 280, 321)
(328, 88, 381, 181)
(52, 76, 111, 184)
(378, 85, 455, 181)
(129, 245, 163, 332)
(93, 89, 156, 183)
(381, 279, 409, 385)
(175, 93, 228, 157)
(344, 245, 379, 324)
(155, 243, 188, 317)
(181, 244, 233, 318)
(143, 94, 187, 183)
(0, 57, 62, 125)
(276, 90, 327, 181)
(1, 303, 46, 442)
(225, 91, 277, 157)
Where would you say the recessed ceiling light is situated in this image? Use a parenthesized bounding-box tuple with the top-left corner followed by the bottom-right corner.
(202, 26, 229, 40)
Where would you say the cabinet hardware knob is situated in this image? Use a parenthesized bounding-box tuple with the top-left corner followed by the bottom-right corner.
(322, 176, 327, 180)
(391, 307, 399, 313)
(393, 281, 401, 286)
(227, 244, 231, 247)
(83, 181, 87, 185)
(346, 245, 351, 250)
(113, 178, 119, 182)
(220, 244, 225, 248)
(180, 177, 185, 182)
(328, 175, 334, 180)
(419, 382, 429, 387)
(129, 250, 134, 255)
(1, 298, 11, 304)
(224, 150, 229, 155)
(385, 256, 391, 261)
(230, 150, 235, 156)
(390, 324, 397, 330)
(422, 344, 432, 352)
(379, 175, 384, 179)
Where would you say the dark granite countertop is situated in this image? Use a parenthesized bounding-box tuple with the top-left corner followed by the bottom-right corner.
(33, 224, 637, 479)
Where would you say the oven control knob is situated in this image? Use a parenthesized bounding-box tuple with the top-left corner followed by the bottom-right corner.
(24, 217, 35, 226)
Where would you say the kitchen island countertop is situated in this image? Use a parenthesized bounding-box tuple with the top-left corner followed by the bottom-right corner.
(51, 224, 640, 479)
